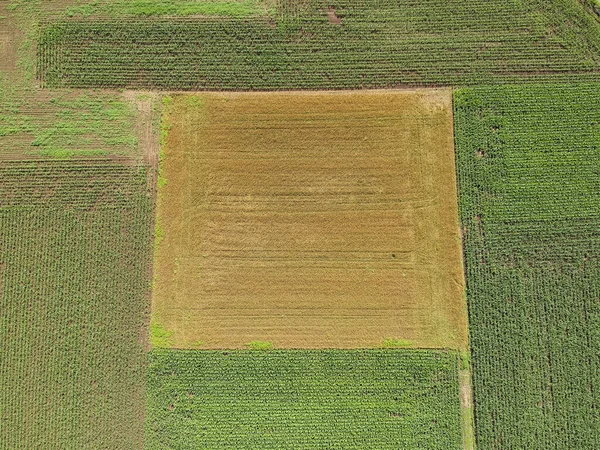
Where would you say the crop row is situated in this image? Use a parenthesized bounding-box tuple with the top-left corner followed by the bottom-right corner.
(454, 83, 600, 449)
(0, 159, 149, 209)
(37, 0, 600, 90)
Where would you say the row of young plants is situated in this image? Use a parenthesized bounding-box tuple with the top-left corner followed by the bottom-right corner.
(454, 83, 600, 449)
(0, 159, 148, 208)
(37, 0, 600, 90)
(0, 159, 154, 449)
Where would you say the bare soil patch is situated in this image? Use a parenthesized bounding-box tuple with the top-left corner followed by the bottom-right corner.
(327, 6, 342, 24)
(153, 90, 467, 350)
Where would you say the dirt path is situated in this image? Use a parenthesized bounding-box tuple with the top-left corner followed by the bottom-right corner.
(122, 91, 161, 188)
(0, 3, 21, 77)
(460, 358, 476, 450)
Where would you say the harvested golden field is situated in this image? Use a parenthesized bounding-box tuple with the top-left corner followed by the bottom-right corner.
(153, 90, 467, 350)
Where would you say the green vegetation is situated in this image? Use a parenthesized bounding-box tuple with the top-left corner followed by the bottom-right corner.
(0, 81, 139, 158)
(454, 83, 600, 449)
(37, 0, 600, 90)
(382, 338, 413, 348)
(5, 1, 600, 448)
(247, 340, 273, 350)
(0, 159, 153, 448)
(459, 351, 471, 371)
(153, 217, 164, 250)
(0, 1, 142, 160)
(145, 349, 462, 449)
(150, 318, 174, 348)
(63, 0, 272, 18)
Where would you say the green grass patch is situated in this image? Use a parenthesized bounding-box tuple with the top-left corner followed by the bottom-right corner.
(150, 318, 174, 348)
(381, 338, 413, 348)
(459, 350, 471, 371)
(153, 217, 164, 251)
(247, 340, 273, 350)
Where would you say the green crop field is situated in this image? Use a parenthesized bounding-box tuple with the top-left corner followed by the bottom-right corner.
(454, 83, 600, 449)
(37, 0, 600, 90)
(146, 349, 462, 449)
(2, 0, 600, 448)
(0, 160, 153, 448)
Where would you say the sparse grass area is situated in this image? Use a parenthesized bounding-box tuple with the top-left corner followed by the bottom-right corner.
(0, 2, 142, 160)
(0, 78, 139, 158)
(155, 95, 171, 187)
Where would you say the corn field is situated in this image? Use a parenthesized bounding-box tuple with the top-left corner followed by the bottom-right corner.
(145, 349, 463, 449)
(0, 159, 153, 449)
(454, 83, 600, 449)
(37, 0, 600, 90)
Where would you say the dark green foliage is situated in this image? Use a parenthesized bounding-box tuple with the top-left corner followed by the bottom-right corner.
(0, 159, 153, 449)
(37, 0, 600, 90)
(454, 83, 600, 449)
(145, 349, 462, 449)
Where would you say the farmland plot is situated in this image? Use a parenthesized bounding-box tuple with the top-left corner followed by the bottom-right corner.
(454, 83, 600, 449)
(153, 90, 467, 350)
(145, 349, 462, 449)
(0, 160, 153, 449)
(37, 0, 600, 90)
(0, 1, 152, 162)
(1, 1, 474, 449)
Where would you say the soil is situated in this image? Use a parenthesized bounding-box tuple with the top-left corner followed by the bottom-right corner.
(122, 91, 160, 184)
(153, 89, 468, 350)
(327, 7, 342, 24)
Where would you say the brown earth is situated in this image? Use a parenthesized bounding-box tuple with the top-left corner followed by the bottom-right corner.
(153, 89, 468, 350)
(460, 364, 476, 450)
(327, 6, 342, 24)
(0, 3, 20, 76)
(122, 90, 161, 183)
